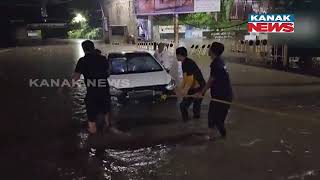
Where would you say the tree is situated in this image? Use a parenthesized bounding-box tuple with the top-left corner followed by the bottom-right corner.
(224, 0, 235, 21)
(67, 10, 103, 40)
(155, 0, 247, 30)
(180, 13, 214, 29)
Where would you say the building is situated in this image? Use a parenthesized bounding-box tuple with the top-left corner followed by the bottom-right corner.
(100, 0, 158, 43)
(100, 0, 139, 43)
(0, 0, 69, 47)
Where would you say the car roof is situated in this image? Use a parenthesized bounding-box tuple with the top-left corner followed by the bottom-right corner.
(108, 51, 151, 55)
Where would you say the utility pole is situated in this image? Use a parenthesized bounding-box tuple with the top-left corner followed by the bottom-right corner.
(174, 13, 179, 47)
(148, 16, 153, 41)
(98, 0, 110, 43)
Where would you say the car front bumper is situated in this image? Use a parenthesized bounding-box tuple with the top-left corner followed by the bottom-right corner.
(111, 90, 175, 107)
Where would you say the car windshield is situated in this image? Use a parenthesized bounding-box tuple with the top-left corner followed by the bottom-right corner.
(109, 53, 163, 75)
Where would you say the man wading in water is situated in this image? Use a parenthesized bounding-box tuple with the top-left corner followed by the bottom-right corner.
(175, 47, 206, 122)
(61, 40, 119, 135)
(198, 42, 233, 140)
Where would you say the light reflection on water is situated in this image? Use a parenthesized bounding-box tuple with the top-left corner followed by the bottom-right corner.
(287, 169, 320, 180)
(76, 129, 172, 179)
(101, 145, 171, 179)
(72, 80, 87, 123)
(71, 79, 172, 180)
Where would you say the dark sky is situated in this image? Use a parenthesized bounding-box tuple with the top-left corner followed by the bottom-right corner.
(0, 0, 101, 24)
(69, 0, 100, 10)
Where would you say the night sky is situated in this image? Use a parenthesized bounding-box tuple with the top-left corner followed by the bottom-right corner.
(0, 0, 101, 24)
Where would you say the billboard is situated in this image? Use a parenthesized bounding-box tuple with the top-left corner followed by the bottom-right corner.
(230, 0, 271, 20)
(134, 0, 220, 15)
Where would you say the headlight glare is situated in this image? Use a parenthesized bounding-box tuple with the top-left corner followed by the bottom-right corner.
(165, 79, 176, 91)
(110, 86, 122, 96)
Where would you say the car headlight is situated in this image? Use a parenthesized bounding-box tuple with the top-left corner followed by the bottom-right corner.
(110, 86, 122, 96)
(165, 79, 176, 91)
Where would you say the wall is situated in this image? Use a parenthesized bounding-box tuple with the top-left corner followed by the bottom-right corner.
(0, 19, 11, 47)
(0, 11, 16, 47)
(101, 0, 138, 43)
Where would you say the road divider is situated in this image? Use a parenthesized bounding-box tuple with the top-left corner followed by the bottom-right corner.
(0, 49, 12, 54)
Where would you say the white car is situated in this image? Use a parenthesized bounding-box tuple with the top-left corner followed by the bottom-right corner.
(107, 51, 177, 111)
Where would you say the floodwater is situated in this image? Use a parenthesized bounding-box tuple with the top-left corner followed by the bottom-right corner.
(1, 40, 320, 180)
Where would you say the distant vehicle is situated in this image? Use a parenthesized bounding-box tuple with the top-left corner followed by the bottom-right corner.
(107, 51, 176, 109)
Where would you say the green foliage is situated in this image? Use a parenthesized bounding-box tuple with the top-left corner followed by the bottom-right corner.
(68, 30, 82, 39)
(220, 0, 235, 23)
(85, 28, 103, 40)
(180, 12, 244, 30)
(153, 15, 174, 25)
(67, 10, 103, 40)
(157, 0, 248, 30)
(180, 13, 214, 29)
(68, 28, 103, 40)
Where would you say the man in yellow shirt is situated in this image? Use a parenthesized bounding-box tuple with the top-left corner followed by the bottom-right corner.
(175, 47, 206, 121)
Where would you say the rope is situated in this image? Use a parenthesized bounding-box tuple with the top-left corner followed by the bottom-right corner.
(166, 94, 319, 124)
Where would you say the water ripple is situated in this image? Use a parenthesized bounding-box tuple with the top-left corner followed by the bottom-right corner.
(102, 145, 171, 179)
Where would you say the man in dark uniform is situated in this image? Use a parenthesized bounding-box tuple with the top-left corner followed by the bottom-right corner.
(175, 47, 206, 122)
(72, 40, 111, 134)
(199, 42, 233, 139)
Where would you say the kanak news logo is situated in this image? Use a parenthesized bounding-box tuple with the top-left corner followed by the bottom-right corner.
(248, 14, 295, 33)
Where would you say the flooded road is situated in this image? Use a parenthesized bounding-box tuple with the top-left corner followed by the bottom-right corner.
(1, 40, 320, 180)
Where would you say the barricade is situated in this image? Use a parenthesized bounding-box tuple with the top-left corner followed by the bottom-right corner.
(205, 44, 211, 56)
(193, 45, 199, 55)
(189, 44, 213, 56)
(200, 45, 206, 55)
(255, 40, 261, 54)
(190, 44, 195, 54)
(112, 41, 120, 46)
(261, 39, 268, 57)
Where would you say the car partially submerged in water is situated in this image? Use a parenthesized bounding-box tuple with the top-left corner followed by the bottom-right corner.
(107, 51, 177, 109)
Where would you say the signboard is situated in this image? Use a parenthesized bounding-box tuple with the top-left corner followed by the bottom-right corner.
(194, 0, 220, 12)
(211, 31, 236, 39)
(159, 25, 186, 33)
(248, 14, 295, 33)
(27, 30, 42, 39)
(134, 0, 220, 15)
(244, 34, 256, 41)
